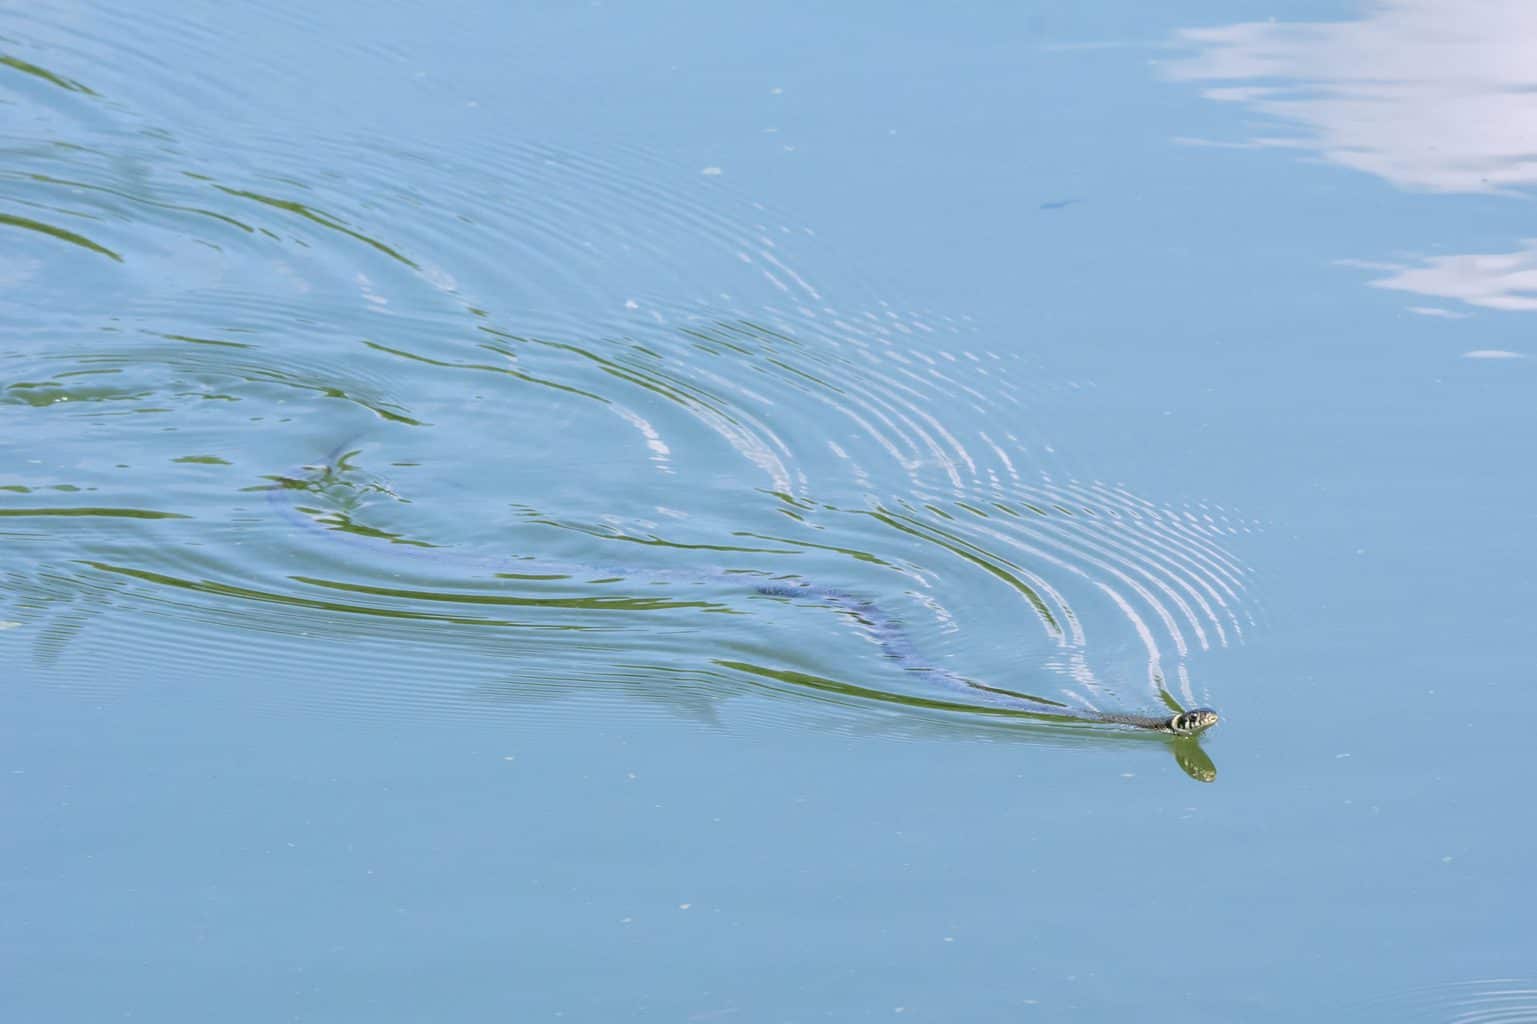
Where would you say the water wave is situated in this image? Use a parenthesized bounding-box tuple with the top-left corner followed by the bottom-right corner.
(1, 14, 1255, 780)
(1357, 979, 1537, 1023)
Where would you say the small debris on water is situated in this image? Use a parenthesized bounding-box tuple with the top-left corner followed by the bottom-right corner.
(0, 621, 21, 630)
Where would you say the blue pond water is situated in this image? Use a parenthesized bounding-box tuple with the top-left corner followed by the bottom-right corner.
(3, 1, 1536, 1020)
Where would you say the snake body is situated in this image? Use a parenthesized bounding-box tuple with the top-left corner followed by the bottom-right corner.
(272, 457, 1220, 739)
(751, 582, 1218, 735)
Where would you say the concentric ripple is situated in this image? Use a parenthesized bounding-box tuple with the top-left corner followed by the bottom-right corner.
(1355, 979, 1537, 1023)
(1, 8, 1257, 766)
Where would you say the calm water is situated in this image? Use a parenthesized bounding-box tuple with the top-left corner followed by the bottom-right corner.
(4, 1, 1535, 1020)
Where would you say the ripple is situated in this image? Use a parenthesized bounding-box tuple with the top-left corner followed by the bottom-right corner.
(1, 8, 1254, 777)
(1359, 979, 1537, 1023)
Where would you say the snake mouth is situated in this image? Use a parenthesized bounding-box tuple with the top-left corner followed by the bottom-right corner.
(1170, 708, 1220, 735)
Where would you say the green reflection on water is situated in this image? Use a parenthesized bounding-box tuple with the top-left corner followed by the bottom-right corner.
(0, 54, 96, 94)
(0, 212, 121, 262)
(160, 334, 254, 349)
(363, 339, 607, 403)
(865, 506, 1062, 637)
(291, 574, 734, 613)
(211, 185, 418, 267)
(0, 508, 188, 519)
(717, 658, 1070, 717)
(78, 560, 600, 629)
(22, 172, 256, 235)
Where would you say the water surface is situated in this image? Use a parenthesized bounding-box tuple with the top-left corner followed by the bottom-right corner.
(3, 1, 1535, 1020)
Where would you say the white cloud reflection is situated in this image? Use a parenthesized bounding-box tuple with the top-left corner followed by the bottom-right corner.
(1172, 1, 1537, 319)
(1169, 0, 1537, 194)
(1406, 307, 1472, 319)
(1355, 240, 1537, 311)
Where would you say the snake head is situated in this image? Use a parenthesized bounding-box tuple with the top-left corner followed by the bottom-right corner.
(1167, 708, 1219, 735)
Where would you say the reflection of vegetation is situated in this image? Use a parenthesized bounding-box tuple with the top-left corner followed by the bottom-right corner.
(291, 507, 434, 547)
(160, 334, 252, 349)
(6, 374, 80, 398)
(718, 658, 1076, 720)
(0, 507, 187, 519)
(484, 330, 744, 428)
(237, 365, 421, 424)
(81, 560, 607, 629)
(212, 185, 417, 267)
(735, 529, 895, 567)
(526, 517, 801, 556)
(1, 54, 96, 94)
(260, 457, 436, 547)
(0, 212, 121, 261)
(363, 339, 605, 403)
(865, 505, 1062, 636)
(23, 172, 256, 235)
(293, 574, 734, 614)
(3, 346, 417, 433)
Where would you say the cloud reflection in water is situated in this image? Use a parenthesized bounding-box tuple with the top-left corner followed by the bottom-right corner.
(1169, 0, 1537, 194)
(1169, 0, 1537, 327)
